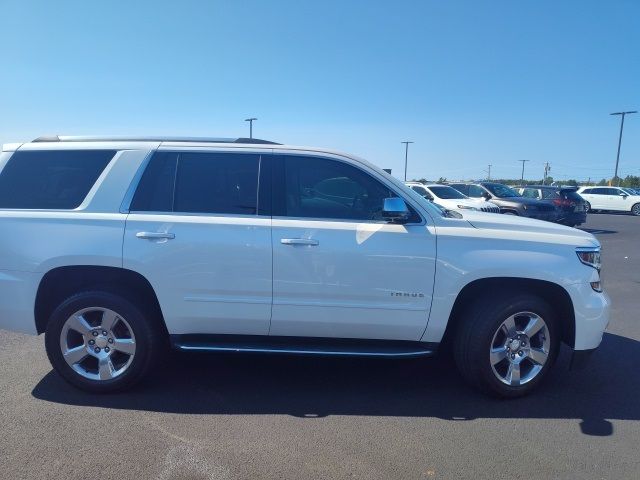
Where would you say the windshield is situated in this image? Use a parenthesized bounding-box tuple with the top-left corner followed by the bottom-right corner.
(483, 183, 520, 198)
(429, 185, 467, 199)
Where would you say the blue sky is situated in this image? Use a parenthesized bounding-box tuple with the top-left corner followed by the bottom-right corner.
(0, 0, 638, 182)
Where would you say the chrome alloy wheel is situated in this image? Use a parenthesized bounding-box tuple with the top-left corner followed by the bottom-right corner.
(59, 307, 136, 381)
(489, 311, 550, 386)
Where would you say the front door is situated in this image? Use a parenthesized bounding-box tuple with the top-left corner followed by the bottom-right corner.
(123, 150, 272, 336)
(269, 154, 436, 341)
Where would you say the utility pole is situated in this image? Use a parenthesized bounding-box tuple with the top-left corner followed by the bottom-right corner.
(543, 162, 551, 185)
(610, 111, 637, 186)
(483, 164, 492, 180)
(518, 159, 530, 184)
(245, 117, 257, 139)
(401, 141, 413, 181)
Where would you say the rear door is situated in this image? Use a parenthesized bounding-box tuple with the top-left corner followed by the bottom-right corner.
(269, 153, 436, 341)
(588, 188, 606, 209)
(123, 149, 272, 336)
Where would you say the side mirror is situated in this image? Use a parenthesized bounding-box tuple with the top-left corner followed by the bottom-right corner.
(382, 197, 410, 223)
(482, 192, 491, 200)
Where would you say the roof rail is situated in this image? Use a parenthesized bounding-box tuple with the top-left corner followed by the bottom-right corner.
(32, 135, 280, 145)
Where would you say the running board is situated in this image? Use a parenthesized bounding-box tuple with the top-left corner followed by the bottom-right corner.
(170, 334, 437, 358)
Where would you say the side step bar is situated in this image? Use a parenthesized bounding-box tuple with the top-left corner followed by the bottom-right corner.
(170, 334, 438, 358)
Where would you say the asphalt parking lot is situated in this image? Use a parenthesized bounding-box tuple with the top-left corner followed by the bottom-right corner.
(1, 213, 638, 480)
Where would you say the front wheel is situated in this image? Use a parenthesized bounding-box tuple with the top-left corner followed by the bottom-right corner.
(454, 294, 560, 397)
(631, 203, 640, 216)
(45, 291, 163, 392)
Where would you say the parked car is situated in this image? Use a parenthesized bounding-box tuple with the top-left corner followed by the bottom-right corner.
(516, 185, 587, 227)
(405, 182, 500, 213)
(449, 182, 559, 222)
(0, 136, 609, 398)
(577, 186, 640, 216)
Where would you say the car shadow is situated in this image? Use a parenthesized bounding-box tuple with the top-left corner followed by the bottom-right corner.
(31, 332, 638, 437)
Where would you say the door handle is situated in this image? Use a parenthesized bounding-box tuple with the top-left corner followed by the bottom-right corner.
(136, 231, 175, 240)
(280, 238, 319, 246)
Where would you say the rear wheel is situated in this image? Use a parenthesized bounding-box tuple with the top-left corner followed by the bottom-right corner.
(631, 203, 640, 216)
(45, 291, 163, 392)
(584, 201, 591, 213)
(454, 294, 560, 397)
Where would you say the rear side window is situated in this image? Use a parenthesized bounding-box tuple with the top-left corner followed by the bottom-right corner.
(0, 150, 115, 209)
(520, 188, 540, 199)
(130, 151, 260, 215)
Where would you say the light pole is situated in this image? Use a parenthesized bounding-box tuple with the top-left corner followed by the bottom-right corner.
(401, 141, 413, 181)
(245, 117, 257, 139)
(518, 159, 530, 184)
(610, 111, 637, 186)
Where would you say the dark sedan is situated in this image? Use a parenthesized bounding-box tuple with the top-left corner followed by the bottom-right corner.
(517, 185, 587, 227)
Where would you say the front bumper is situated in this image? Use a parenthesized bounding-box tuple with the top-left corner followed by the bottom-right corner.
(565, 282, 610, 351)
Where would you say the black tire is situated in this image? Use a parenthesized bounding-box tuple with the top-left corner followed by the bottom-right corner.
(631, 203, 640, 216)
(45, 291, 164, 393)
(584, 201, 591, 213)
(453, 293, 560, 398)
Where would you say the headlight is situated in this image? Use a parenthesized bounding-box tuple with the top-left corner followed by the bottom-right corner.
(457, 205, 479, 211)
(576, 247, 601, 272)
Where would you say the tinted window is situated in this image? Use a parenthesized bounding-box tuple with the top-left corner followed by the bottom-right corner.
(429, 185, 466, 199)
(483, 183, 520, 198)
(581, 188, 593, 194)
(174, 153, 259, 214)
(450, 184, 469, 195)
(130, 151, 260, 215)
(0, 150, 115, 209)
(591, 188, 608, 195)
(469, 185, 486, 198)
(520, 188, 540, 199)
(410, 185, 431, 198)
(130, 152, 177, 212)
(280, 156, 420, 222)
(541, 189, 557, 199)
(562, 190, 583, 201)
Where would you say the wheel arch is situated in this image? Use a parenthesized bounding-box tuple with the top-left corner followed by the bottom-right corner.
(35, 265, 167, 337)
(441, 277, 576, 350)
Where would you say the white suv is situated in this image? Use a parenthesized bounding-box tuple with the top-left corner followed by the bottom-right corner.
(0, 136, 610, 397)
(577, 186, 640, 215)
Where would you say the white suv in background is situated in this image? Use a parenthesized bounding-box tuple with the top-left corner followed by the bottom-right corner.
(0, 136, 610, 397)
(406, 182, 500, 213)
(577, 186, 640, 215)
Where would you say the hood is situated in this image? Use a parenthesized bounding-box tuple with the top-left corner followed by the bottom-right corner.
(459, 210, 599, 247)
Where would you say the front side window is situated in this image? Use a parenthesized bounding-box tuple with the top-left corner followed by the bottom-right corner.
(0, 150, 116, 209)
(277, 155, 420, 222)
(130, 151, 260, 215)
